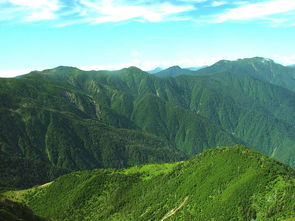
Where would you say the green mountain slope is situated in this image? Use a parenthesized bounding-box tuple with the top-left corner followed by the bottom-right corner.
(9, 145, 295, 221)
(30, 65, 295, 167)
(155, 66, 194, 77)
(195, 57, 295, 92)
(0, 152, 70, 191)
(2, 60, 295, 174)
(0, 67, 237, 167)
(172, 72, 295, 166)
(0, 75, 186, 173)
(0, 197, 47, 221)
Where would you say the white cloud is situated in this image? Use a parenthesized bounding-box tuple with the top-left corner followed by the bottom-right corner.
(0, 68, 37, 78)
(0, 0, 195, 25)
(272, 55, 295, 65)
(131, 50, 139, 57)
(26, 9, 57, 21)
(214, 0, 295, 23)
(131, 49, 141, 66)
(2, 0, 295, 26)
(78, 0, 195, 24)
(180, 0, 207, 3)
(9, 0, 55, 9)
(211, 1, 227, 7)
(1, 0, 60, 22)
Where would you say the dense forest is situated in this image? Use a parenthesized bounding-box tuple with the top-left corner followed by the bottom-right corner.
(1, 57, 295, 177)
(3, 145, 295, 220)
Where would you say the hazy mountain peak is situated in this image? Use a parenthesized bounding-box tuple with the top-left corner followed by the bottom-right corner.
(246, 57, 274, 64)
(195, 56, 295, 93)
(125, 66, 144, 72)
(167, 65, 182, 70)
(54, 66, 81, 71)
(155, 65, 194, 77)
(147, 67, 163, 74)
(186, 66, 208, 71)
(214, 59, 231, 65)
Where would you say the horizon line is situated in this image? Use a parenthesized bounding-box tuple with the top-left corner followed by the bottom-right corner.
(0, 56, 294, 78)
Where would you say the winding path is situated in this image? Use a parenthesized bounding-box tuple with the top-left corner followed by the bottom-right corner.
(160, 196, 189, 221)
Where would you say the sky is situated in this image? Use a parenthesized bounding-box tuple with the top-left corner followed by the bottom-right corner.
(0, 0, 295, 77)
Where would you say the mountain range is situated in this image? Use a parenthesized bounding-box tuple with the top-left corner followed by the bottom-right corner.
(147, 66, 207, 75)
(1, 57, 295, 190)
(147, 67, 163, 74)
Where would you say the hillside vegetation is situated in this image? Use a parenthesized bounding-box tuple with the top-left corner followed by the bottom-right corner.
(0, 152, 70, 190)
(1, 57, 295, 189)
(0, 197, 46, 221)
(6, 145, 295, 221)
(195, 57, 295, 92)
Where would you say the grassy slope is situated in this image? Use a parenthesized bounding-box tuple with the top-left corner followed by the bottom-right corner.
(9, 145, 295, 221)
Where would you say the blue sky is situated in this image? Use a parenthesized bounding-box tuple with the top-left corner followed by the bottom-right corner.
(0, 0, 295, 77)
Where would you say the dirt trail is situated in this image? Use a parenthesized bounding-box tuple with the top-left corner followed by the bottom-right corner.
(39, 181, 53, 188)
(160, 196, 189, 221)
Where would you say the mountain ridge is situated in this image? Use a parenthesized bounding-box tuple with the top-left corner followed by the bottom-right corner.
(155, 65, 194, 77)
(1, 57, 295, 190)
(194, 57, 295, 92)
(5, 145, 294, 221)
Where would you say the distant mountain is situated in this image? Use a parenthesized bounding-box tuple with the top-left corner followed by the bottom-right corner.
(0, 66, 238, 172)
(186, 65, 208, 71)
(195, 57, 295, 92)
(2, 57, 295, 189)
(149, 66, 206, 76)
(288, 64, 295, 69)
(147, 67, 163, 74)
(154, 65, 194, 77)
(0, 69, 187, 173)
(8, 145, 295, 221)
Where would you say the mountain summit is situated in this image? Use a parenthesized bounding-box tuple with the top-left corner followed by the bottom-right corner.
(196, 57, 295, 92)
(155, 65, 194, 77)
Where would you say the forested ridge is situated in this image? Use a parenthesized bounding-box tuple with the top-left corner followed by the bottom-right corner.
(1, 57, 295, 175)
(3, 145, 295, 220)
